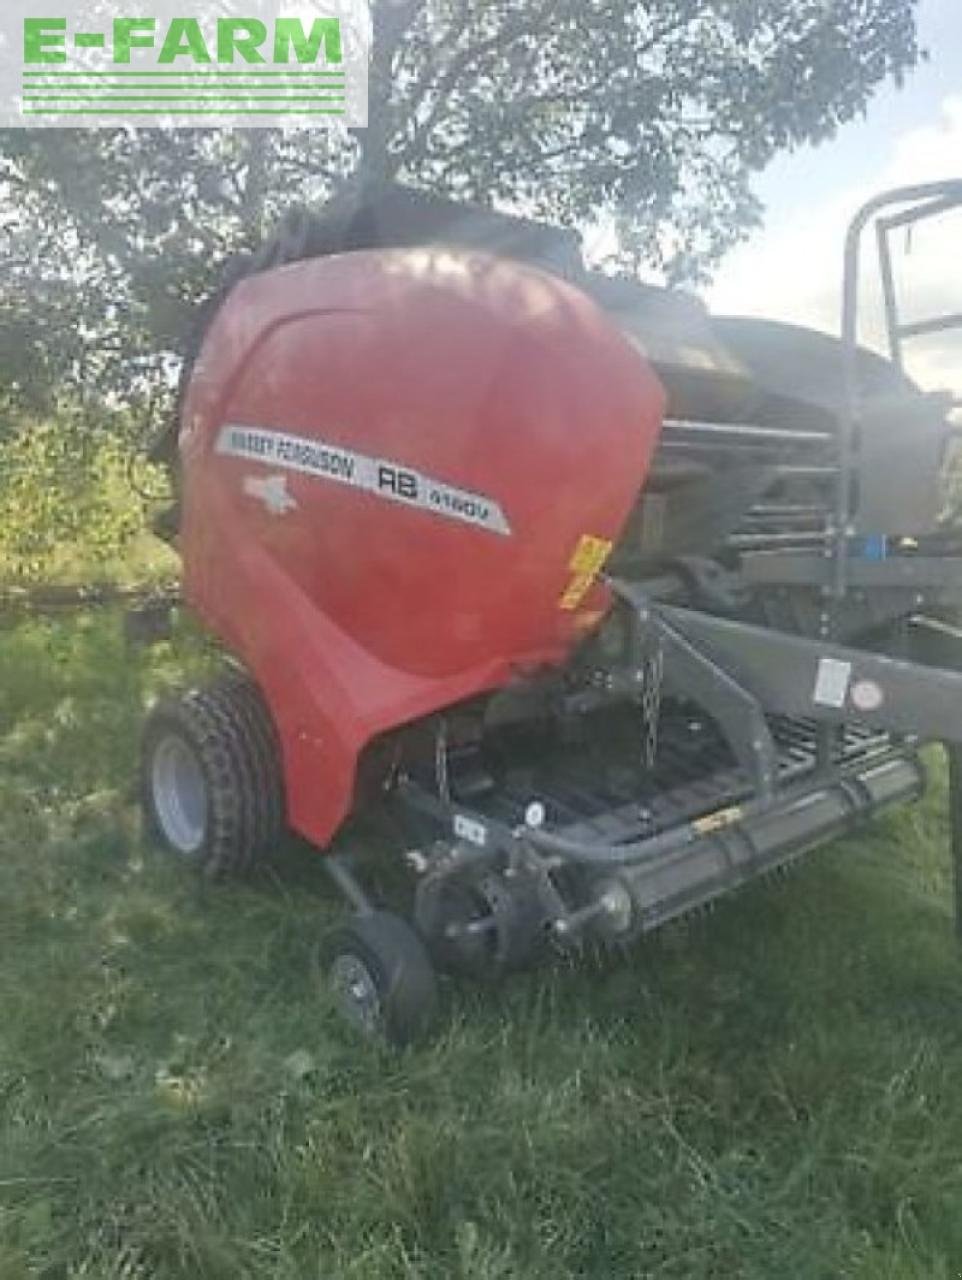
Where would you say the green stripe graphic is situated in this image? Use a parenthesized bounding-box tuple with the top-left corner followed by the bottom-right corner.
(22, 89, 347, 94)
(22, 107, 345, 115)
(23, 95, 346, 101)
(22, 84, 345, 90)
(22, 70, 346, 78)
(20, 67, 352, 118)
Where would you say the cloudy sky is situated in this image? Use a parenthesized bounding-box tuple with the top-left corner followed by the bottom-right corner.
(706, 0, 961, 394)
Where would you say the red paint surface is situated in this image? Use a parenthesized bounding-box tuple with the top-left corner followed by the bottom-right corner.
(179, 247, 665, 846)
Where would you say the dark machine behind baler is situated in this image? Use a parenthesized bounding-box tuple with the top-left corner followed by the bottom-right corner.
(143, 180, 962, 1042)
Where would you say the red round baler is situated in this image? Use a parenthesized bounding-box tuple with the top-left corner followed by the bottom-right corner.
(139, 181, 962, 1044)
(177, 246, 664, 848)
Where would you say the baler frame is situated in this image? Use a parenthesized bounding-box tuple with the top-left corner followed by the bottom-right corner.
(381, 577, 959, 959)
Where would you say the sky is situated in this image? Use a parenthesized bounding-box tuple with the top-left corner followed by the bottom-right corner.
(706, 0, 961, 393)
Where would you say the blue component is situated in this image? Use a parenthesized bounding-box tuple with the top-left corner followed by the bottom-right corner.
(856, 534, 888, 561)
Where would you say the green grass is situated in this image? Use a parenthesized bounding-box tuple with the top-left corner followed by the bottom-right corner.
(4, 611, 962, 1278)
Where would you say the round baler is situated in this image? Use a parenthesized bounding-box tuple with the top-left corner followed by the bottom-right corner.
(143, 180, 962, 1045)
(144, 230, 666, 1040)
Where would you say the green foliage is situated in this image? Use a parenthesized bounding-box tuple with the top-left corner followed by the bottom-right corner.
(3, 613, 962, 1277)
(0, 411, 163, 582)
(0, 1, 922, 412)
(377, 0, 920, 279)
(0, 129, 347, 415)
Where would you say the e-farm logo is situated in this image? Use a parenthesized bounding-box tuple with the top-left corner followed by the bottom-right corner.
(1, 0, 369, 126)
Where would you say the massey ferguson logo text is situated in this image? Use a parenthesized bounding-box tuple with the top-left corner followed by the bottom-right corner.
(217, 425, 513, 537)
(1, 1, 369, 127)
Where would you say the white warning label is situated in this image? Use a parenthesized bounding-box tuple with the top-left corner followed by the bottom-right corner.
(813, 657, 852, 709)
(216, 424, 511, 537)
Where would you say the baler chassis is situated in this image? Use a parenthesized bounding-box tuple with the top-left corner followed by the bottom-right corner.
(335, 586, 938, 973)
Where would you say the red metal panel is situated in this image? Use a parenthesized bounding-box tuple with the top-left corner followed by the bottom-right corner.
(179, 247, 664, 845)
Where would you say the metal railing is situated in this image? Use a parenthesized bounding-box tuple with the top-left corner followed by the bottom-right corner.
(835, 178, 962, 597)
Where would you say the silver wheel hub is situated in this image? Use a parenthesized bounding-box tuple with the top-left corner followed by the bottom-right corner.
(330, 953, 382, 1035)
(151, 734, 208, 856)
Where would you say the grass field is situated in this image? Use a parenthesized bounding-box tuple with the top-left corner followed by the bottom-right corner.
(4, 611, 962, 1278)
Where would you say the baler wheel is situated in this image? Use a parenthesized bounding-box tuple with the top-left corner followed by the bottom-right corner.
(328, 912, 439, 1045)
(141, 676, 284, 876)
(211, 672, 286, 855)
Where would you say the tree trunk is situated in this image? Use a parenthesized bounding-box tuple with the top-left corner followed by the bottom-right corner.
(240, 130, 269, 237)
(353, 0, 420, 185)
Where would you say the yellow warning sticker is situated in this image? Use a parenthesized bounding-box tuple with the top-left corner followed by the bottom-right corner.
(559, 534, 614, 611)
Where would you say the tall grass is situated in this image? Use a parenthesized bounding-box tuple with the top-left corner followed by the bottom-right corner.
(2, 611, 962, 1278)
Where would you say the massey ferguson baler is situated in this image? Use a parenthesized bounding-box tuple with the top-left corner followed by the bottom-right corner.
(143, 179, 962, 1042)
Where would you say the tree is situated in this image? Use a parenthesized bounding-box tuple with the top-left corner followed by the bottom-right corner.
(0, 0, 922, 419)
(0, 128, 349, 420)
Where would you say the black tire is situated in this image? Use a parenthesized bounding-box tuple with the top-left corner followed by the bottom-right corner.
(141, 675, 285, 877)
(208, 671, 286, 856)
(328, 911, 439, 1046)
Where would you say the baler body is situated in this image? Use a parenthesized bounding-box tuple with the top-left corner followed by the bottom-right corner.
(179, 247, 665, 844)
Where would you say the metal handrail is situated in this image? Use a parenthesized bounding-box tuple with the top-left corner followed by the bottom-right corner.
(834, 179, 962, 598)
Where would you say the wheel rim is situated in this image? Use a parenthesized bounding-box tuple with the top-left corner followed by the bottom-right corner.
(151, 734, 208, 856)
(330, 952, 382, 1036)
